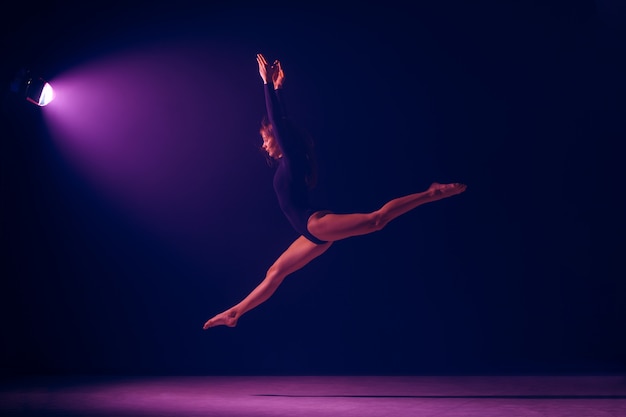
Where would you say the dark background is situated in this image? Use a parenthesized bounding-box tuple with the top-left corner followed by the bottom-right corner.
(1, 1, 624, 377)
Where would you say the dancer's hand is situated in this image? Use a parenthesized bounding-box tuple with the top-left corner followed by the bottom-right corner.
(257, 53, 271, 84)
(272, 59, 284, 89)
(257, 53, 284, 88)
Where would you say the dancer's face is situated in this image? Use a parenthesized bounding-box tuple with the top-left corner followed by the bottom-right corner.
(261, 127, 282, 159)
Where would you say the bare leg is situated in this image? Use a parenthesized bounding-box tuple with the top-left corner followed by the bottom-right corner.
(308, 182, 466, 242)
(203, 236, 333, 329)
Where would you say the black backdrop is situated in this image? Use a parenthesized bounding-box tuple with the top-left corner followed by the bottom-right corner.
(1, 1, 624, 377)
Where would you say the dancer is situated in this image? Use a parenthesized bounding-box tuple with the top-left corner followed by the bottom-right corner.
(203, 53, 466, 329)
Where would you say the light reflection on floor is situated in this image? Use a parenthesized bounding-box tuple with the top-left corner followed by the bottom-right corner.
(1, 375, 625, 417)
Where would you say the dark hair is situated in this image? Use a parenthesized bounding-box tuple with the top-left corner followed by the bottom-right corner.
(260, 116, 318, 189)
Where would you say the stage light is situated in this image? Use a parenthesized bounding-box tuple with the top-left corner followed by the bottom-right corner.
(26, 77, 54, 106)
(9, 69, 55, 107)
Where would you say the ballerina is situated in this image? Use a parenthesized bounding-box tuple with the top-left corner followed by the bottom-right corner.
(203, 53, 466, 329)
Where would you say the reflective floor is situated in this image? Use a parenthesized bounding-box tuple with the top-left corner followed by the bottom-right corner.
(1, 375, 625, 416)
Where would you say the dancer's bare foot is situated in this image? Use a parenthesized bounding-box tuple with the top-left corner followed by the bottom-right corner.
(203, 308, 239, 329)
(428, 182, 467, 200)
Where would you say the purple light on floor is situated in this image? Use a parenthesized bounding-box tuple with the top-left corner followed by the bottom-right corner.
(42, 42, 252, 245)
(1, 376, 624, 417)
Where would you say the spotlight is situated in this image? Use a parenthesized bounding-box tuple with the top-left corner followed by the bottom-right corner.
(9, 69, 55, 107)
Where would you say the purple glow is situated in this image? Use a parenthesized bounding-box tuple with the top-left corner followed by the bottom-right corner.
(1, 376, 624, 417)
(42, 43, 255, 247)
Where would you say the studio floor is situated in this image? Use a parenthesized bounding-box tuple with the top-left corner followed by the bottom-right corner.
(1, 375, 625, 417)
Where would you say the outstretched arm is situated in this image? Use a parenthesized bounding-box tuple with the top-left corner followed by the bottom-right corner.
(257, 53, 293, 155)
(272, 60, 288, 116)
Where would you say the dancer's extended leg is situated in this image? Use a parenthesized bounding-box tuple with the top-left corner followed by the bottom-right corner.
(203, 236, 332, 328)
(308, 182, 466, 242)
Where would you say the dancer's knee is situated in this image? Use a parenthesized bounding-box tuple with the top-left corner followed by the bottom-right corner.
(266, 262, 293, 287)
(369, 211, 388, 232)
(266, 264, 283, 282)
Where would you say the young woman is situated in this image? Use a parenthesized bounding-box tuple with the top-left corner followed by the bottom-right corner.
(203, 54, 466, 329)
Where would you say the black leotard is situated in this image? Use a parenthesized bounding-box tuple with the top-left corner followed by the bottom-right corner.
(264, 83, 328, 245)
